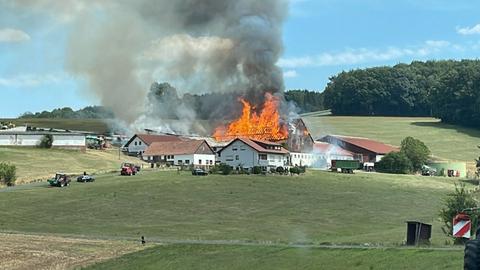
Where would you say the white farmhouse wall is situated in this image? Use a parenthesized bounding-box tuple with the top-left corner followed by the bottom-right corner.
(375, 155, 385, 162)
(290, 152, 314, 167)
(219, 141, 258, 168)
(193, 154, 215, 166)
(14, 134, 44, 146)
(267, 153, 288, 167)
(52, 135, 85, 146)
(219, 140, 288, 169)
(127, 137, 148, 154)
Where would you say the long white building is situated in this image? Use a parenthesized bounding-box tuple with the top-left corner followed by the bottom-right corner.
(0, 131, 86, 149)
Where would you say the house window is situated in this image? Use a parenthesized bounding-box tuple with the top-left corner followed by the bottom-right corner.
(235, 155, 239, 160)
(178, 160, 183, 164)
(218, 152, 221, 157)
(199, 159, 202, 164)
(259, 154, 267, 160)
(233, 148, 238, 151)
(210, 160, 213, 165)
(226, 155, 234, 161)
(134, 141, 138, 146)
(185, 160, 190, 164)
(139, 141, 142, 145)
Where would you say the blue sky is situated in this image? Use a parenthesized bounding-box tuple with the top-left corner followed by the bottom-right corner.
(1, 0, 480, 117)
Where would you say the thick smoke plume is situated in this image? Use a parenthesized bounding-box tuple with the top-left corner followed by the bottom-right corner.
(7, 0, 289, 134)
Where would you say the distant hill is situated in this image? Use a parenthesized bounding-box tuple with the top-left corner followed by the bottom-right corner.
(19, 106, 114, 119)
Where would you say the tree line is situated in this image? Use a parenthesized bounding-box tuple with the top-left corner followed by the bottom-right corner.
(19, 106, 114, 119)
(323, 60, 480, 128)
(18, 90, 325, 120)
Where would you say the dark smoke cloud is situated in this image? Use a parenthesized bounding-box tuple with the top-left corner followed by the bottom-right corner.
(7, 0, 289, 133)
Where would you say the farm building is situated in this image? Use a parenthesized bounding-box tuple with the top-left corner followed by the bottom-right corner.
(282, 118, 315, 153)
(319, 135, 398, 163)
(123, 134, 185, 156)
(217, 138, 289, 170)
(0, 131, 86, 150)
(143, 140, 216, 168)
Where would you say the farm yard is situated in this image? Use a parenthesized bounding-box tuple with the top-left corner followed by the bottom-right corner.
(0, 114, 478, 269)
(303, 114, 480, 162)
(0, 169, 469, 269)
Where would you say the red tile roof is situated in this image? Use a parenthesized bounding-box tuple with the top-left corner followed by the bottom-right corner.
(144, 140, 214, 156)
(326, 135, 399, 154)
(125, 134, 184, 147)
(313, 142, 353, 156)
(218, 137, 289, 155)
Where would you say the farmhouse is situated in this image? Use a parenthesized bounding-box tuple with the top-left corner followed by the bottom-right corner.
(143, 140, 216, 168)
(123, 134, 184, 156)
(319, 135, 398, 163)
(217, 137, 289, 170)
(0, 131, 86, 150)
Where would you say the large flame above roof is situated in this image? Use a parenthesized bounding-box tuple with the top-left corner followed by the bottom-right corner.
(213, 93, 289, 141)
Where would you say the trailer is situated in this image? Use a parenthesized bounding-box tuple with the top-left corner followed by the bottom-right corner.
(331, 159, 360, 174)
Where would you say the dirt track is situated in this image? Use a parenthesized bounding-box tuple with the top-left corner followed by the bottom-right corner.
(0, 233, 145, 270)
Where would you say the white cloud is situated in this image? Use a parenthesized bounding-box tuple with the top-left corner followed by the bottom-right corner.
(0, 28, 30, 43)
(0, 73, 64, 87)
(283, 70, 298, 78)
(278, 40, 452, 68)
(457, 24, 480, 35)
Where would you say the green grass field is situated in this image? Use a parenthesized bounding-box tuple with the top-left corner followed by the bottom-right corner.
(0, 147, 142, 183)
(84, 244, 463, 270)
(0, 170, 463, 245)
(0, 170, 468, 269)
(1, 118, 111, 134)
(303, 114, 480, 162)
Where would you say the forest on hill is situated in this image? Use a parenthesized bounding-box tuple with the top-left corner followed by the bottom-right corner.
(323, 60, 480, 128)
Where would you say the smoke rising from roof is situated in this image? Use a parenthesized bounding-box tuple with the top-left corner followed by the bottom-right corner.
(7, 0, 289, 133)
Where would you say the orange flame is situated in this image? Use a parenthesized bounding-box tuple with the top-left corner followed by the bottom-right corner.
(213, 93, 289, 141)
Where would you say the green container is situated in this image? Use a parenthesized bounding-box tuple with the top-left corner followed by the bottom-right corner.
(427, 162, 467, 178)
(331, 160, 360, 170)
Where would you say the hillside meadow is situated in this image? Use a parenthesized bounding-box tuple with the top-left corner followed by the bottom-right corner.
(303, 114, 480, 162)
(0, 147, 142, 183)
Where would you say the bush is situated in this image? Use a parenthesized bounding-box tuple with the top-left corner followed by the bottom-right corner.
(253, 166, 262, 175)
(0, 163, 16, 186)
(39, 134, 53, 148)
(290, 167, 301, 175)
(439, 184, 477, 244)
(219, 163, 232, 175)
(375, 152, 413, 174)
(276, 166, 285, 174)
(400, 137, 430, 172)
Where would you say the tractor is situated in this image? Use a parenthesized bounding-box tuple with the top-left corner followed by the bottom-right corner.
(460, 208, 480, 269)
(47, 173, 71, 187)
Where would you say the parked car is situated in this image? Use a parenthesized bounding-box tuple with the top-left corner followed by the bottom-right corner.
(77, 174, 95, 182)
(121, 163, 138, 176)
(192, 168, 208, 176)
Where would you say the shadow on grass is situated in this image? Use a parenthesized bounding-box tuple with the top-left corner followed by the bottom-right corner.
(410, 121, 480, 139)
